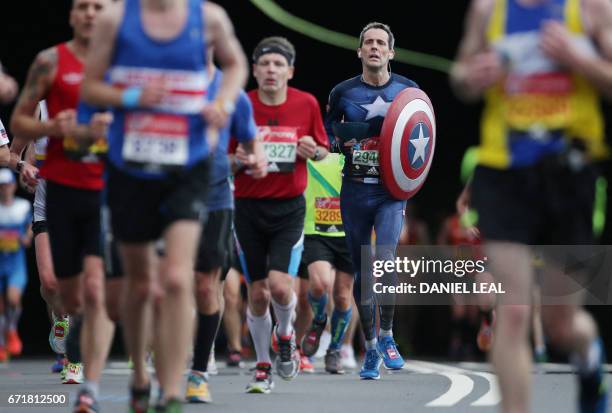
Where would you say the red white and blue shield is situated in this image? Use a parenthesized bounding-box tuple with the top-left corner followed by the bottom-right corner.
(379, 88, 436, 200)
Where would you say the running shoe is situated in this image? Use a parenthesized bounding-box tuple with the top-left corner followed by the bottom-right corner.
(63, 362, 84, 384)
(340, 344, 358, 369)
(185, 370, 212, 403)
(578, 340, 608, 413)
(324, 348, 345, 374)
(155, 398, 182, 413)
(360, 348, 382, 380)
(299, 350, 315, 373)
(73, 388, 99, 413)
(226, 350, 244, 368)
(207, 348, 218, 375)
(129, 385, 151, 413)
(314, 330, 331, 359)
(377, 335, 405, 370)
(49, 315, 69, 355)
(6, 330, 22, 356)
(0, 346, 8, 363)
(271, 325, 279, 354)
(52, 354, 67, 373)
(246, 362, 274, 394)
(477, 311, 495, 352)
(274, 328, 300, 381)
(301, 315, 327, 357)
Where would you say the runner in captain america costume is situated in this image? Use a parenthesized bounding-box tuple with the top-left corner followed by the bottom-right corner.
(325, 21, 428, 380)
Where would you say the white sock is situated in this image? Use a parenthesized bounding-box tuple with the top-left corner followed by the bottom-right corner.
(572, 339, 602, 375)
(379, 328, 393, 338)
(365, 338, 377, 350)
(272, 292, 297, 337)
(246, 308, 272, 365)
(82, 380, 99, 399)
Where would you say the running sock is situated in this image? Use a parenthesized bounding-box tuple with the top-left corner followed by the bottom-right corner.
(82, 380, 99, 399)
(379, 328, 393, 338)
(6, 306, 21, 331)
(308, 292, 328, 323)
(271, 292, 297, 337)
(365, 338, 377, 351)
(572, 338, 604, 376)
(0, 315, 5, 347)
(379, 304, 395, 331)
(246, 307, 272, 364)
(66, 315, 82, 364)
(192, 312, 220, 373)
(329, 307, 352, 350)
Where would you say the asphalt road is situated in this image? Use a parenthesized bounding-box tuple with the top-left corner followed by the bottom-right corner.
(0, 359, 610, 413)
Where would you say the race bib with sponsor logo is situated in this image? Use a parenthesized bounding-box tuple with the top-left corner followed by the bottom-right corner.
(259, 126, 298, 173)
(63, 136, 107, 163)
(503, 72, 574, 131)
(347, 137, 381, 177)
(0, 230, 20, 252)
(123, 112, 189, 171)
(314, 197, 343, 233)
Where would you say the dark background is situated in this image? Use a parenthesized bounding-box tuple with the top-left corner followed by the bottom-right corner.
(1, 0, 610, 358)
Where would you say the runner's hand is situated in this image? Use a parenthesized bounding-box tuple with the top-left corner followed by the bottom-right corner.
(297, 135, 316, 160)
(50, 109, 77, 137)
(457, 51, 505, 95)
(139, 81, 167, 108)
(90, 112, 113, 139)
(20, 162, 39, 192)
(540, 20, 585, 68)
(202, 102, 230, 130)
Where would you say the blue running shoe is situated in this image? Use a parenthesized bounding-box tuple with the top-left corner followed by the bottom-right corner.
(377, 336, 405, 370)
(578, 340, 608, 413)
(51, 354, 66, 373)
(359, 349, 382, 380)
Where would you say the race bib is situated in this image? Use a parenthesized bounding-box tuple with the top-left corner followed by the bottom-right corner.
(0, 230, 20, 252)
(259, 126, 298, 173)
(123, 112, 189, 171)
(314, 197, 343, 233)
(346, 137, 381, 178)
(63, 136, 107, 163)
(503, 72, 574, 130)
(352, 150, 379, 167)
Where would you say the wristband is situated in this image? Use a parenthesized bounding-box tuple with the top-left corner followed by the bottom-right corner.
(121, 87, 143, 109)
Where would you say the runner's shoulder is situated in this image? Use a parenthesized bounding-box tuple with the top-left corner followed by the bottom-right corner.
(287, 87, 321, 108)
(329, 75, 362, 100)
(390, 73, 419, 89)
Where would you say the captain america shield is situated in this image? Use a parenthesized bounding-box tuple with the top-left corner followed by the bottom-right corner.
(379, 88, 436, 200)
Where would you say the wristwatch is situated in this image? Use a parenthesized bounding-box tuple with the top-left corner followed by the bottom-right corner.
(15, 160, 24, 173)
(312, 148, 321, 161)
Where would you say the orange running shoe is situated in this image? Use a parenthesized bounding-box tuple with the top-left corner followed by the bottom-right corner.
(0, 346, 8, 363)
(6, 330, 22, 356)
(476, 311, 495, 352)
(299, 350, 315, 373)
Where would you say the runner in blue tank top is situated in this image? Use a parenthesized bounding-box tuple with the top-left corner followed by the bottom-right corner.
(81, 1, 248, 411)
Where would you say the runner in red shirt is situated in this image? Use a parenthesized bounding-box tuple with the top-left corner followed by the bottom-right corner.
(230, 36, 329, 393)
(10, 1, 114, 411)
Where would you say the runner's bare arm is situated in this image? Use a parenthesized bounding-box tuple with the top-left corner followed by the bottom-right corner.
(10, 48, 58, 141)
(449, 0, 501, 102)
(80, 2, 123, 107)
(540, 0, 612, 100)
(204, 2, 248, 112)
(0, 145, 7, 166)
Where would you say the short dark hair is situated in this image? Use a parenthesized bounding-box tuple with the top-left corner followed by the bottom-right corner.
(252, 36, 296, 66)
(359, 22, 395, 50)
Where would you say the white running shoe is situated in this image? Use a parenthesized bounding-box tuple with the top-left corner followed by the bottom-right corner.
(49, 314, 69, 355)
(314, 330, 331, 359)
(62, 362, 84, 384)
(207, 345, 218, 376)
(340, 344, 358, 369)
